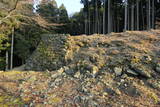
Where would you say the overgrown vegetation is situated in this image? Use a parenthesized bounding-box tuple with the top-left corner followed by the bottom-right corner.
(0, 0, 160, 106)
(1, 0, 159, 70)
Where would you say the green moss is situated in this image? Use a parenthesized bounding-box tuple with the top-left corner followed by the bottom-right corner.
(0, 96, 5, 102)
(0, 95, 24, 106)
(0, 57, 5, 70)
(131, 57, 141, 64)
(147, 92, 159, 104)
(75, 41, 84, 47)
(38, 43, 55, 60)
(51, 97, 62, 103)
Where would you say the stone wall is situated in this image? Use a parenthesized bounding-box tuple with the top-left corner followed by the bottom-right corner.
(25, 34, 69, 71)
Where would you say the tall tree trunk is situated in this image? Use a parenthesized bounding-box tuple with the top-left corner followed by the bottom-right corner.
(99, 14, 102, 33)
(124, 0, 128, 31)
(117, 18, 119, 32)
(5, 51, 9, 71)
(141, 2, 145, 30)
(85, 13, 87, 34)
(88, 1, 91, 34)
(136, 0, 139, 30)
(114, 5, 117, 32)
(127, 5, 130, 30)
(98, 11, 101, 34)
(10, 27, 14, 70)
(131, 4, 134, 31)
(92, 9, 95, 34)
(152, 0, 155, 29)
(114, 7, 117, 32)
(95, 0, 98, 33)
(149, 0, 151, 29)
(98, 8, 100, 34)
(147, 0, 151, 30)
(111, 10, 113, 32)
(103, 1, 106, 34)
(108, 0, 111, 33)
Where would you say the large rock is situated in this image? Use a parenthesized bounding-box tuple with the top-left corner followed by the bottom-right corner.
(126, 69, 138, 76)
(25, 34, 69, 71)
(130, 62, 152, 78)
(114, 67, 123, 76)
(156, 67, 160, 73)
(132, 67, 151, 78)
(156, 63, 160, 73)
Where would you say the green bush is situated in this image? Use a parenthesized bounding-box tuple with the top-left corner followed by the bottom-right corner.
(0, 57, 5, 70)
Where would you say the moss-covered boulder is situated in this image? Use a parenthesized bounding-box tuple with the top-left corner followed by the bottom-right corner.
(25, 34, 69, 71)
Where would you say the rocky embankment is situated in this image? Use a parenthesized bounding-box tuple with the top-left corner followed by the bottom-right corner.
(0, 30, 160, 106)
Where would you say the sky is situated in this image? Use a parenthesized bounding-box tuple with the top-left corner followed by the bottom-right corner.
(55, 0, 83, 15)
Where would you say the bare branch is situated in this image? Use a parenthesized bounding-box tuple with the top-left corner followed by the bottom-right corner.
(0, 0, 19, 24)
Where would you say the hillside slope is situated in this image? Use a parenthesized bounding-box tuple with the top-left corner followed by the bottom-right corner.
(0, 30, 160, 106)
(26, 30, 160, 74)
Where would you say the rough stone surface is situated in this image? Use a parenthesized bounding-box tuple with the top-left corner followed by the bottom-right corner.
(74, 71, 81, 78)
(24, 30, 160, 79)
(9, 30, 159, 106)
(114, 67, 123, 76)
(126, 69, 138, 76)
(25, 34, 69, 71)
(156, 63, 160, 73)
(133, 67, 151, 78)
(0, 70, 160, 106)
(156, 67, 160, 73)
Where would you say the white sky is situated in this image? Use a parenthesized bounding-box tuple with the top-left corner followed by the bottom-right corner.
(56, 0, 83, 15)
(33, 0, 83, 15)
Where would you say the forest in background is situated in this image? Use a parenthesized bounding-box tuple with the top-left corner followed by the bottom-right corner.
(0, 0, 160, 70)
